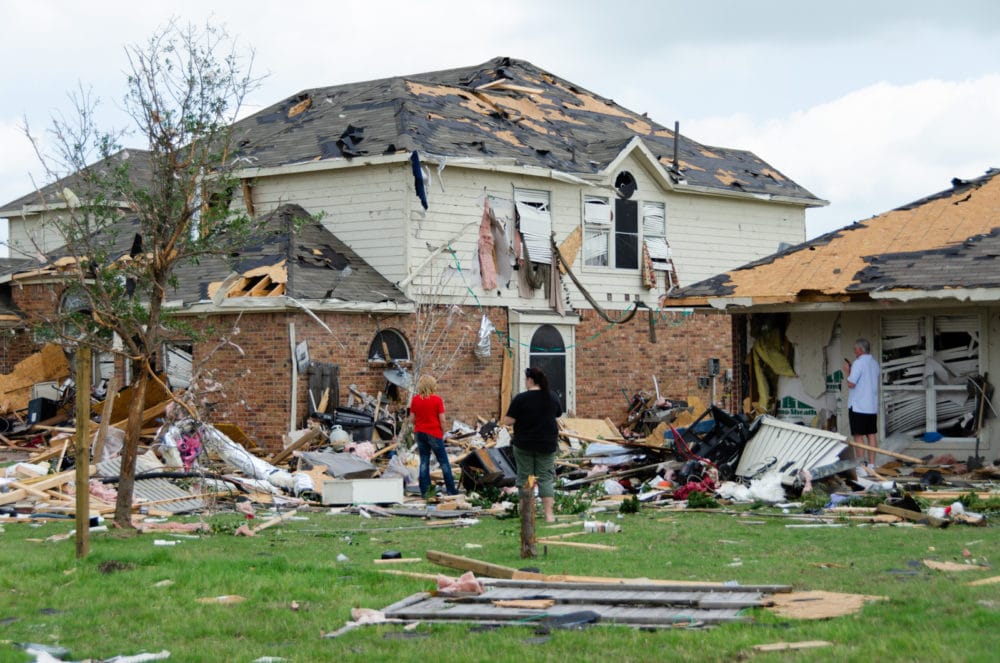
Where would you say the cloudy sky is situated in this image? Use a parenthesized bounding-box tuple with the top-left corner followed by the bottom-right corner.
(2, 0, 999, 252)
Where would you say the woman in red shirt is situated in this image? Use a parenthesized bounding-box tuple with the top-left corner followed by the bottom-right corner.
(409, 374, 459, 497)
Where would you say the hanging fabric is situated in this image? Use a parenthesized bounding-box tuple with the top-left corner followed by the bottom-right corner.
(641, 242, 657, 289)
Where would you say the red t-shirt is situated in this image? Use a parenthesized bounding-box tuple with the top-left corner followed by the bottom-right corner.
(410, 393, 445, 438)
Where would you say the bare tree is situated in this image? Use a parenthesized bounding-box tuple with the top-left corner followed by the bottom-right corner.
(24, 19, 265, 529)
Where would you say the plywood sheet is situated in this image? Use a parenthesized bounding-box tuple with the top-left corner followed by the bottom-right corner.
(560, 417, 621, 441)
(0, 344, 71, 411)
(766, 590, 886, 620)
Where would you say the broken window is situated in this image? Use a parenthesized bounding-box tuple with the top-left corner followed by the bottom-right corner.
(583, 196, 611, 267)
(368, 329, 410, 365)
(881, 314, 982, 440)
(514, 188, 551, 264)
(164, 343, 193, 390)
(642, 202, 671, 271)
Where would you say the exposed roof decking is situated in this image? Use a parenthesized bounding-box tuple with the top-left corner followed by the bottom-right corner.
(669, 168, 1000, 306)
(230, 57, 823, 205)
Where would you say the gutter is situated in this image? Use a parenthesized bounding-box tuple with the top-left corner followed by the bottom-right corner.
(869, 287, 1000, 303)
(234, 152, 596, 187)
(168, 296, 416, 316)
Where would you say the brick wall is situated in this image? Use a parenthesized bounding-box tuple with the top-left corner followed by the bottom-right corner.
(183, 306, 511, 451)
(6, 280, 739, 452)
(572, 308, 736, 425)
(4, 282, 57, 371)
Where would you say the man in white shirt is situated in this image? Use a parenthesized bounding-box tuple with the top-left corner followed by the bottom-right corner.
(843, 338, 880, 465)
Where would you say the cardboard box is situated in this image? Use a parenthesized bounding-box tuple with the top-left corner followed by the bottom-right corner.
(321, 478, 404, 505)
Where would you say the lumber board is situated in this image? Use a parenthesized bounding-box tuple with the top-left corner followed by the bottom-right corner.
(426, 550, 519, 579)
(875, 503, 948, 528)
(844, 440, 923, 464)
(537, 539, 617, 551)
(270, 428, 323, 466)
(754, 641, 832, 653)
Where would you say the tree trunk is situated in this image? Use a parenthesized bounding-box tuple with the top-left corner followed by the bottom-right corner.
(113, 369, 149, 528)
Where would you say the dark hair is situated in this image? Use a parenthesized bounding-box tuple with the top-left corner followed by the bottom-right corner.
(525, 366, 550, 392)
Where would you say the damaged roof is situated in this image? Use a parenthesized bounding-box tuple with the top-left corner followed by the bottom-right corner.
(668, 168, 1000, 307)
(0, 149, 153, 215)
(172, 203, 410, 306)
(15, 204, 408, 308)
(231, 57, 823, 205)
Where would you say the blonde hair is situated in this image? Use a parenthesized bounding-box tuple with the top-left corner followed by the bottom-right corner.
(416, 374, 437, 397)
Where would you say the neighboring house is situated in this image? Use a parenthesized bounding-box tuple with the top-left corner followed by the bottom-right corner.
(1, 57, 825, 449)
(668, 168, 1000, 461)
(0, 149, 153, 259)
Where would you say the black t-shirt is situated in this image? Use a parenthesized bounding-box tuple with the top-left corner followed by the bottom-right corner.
(506, 389, 562, 453)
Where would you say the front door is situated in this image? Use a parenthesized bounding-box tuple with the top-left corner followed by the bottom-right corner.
(528, 324, 567, 412)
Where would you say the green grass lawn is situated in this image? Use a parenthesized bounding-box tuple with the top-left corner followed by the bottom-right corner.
(0, 505, 996, 663)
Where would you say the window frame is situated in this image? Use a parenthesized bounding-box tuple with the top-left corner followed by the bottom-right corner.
(581, 192, 669, 273)
(367, 328, 411, 366)
(880, 312, 984, 442)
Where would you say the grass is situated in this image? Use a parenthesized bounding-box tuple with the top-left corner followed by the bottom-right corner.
(0, 503, 996, 663)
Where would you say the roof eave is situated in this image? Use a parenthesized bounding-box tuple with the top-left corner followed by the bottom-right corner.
(868, 287, 1000, 303)
(671, 182, 829, 208)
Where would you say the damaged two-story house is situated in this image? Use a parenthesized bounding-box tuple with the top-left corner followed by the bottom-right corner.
(0, 57, 825, 450)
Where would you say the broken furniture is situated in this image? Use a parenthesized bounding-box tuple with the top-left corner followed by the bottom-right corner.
(459, 447, 516, 492)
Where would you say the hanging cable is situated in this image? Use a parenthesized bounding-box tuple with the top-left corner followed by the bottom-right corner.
(550, 234, 649, 325)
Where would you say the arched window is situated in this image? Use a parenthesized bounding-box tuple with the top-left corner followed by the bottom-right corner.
(528, 324, 567, 412)
(368, 329, 411, 365)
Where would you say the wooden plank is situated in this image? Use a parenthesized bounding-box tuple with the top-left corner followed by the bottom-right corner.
(426, 550, 519, 580)
(270, 427, 323, 466)
(0, 488, 28, 506)
(92, 375, 119, 462)
(110, 399, 170, 431)
(754, 641, 833, 653)
(537, 539, 617, 551)
(492, 599, 555, 609)
(499, 347, 512, 420)
(844, 439, 923, 464)
(875, 503, 948, 528)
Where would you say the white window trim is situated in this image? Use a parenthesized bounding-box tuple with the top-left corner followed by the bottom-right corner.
(514, 188, 552, 264)
(509, 309, 578, 415)
(583, 195, 610, 267)
(581, 193, 669, 273)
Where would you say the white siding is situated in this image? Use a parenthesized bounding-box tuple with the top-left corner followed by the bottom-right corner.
(246, 153, 807, 312)
(6, 210, 70, 258)
(667, 194, 806, 287)
(249, 164, 410, 283)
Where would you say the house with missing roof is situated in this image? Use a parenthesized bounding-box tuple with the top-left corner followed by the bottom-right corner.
(668, 168, 1000, 462)
(0, 57, 825, 450)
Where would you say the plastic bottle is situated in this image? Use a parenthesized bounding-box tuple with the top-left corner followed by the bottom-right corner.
(583, 520, 621, 533)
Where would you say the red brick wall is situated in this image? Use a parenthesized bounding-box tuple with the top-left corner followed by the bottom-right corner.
(183, 306, 511, 451)
(6, 281, 738, 452)
(3, 283, 58, 372)
(572, 309, 736, 425)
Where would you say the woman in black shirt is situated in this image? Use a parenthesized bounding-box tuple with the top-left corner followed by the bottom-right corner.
(503, 366, 562, 522)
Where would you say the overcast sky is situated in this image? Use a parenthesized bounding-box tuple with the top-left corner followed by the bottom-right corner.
(2, 0, 999, 253)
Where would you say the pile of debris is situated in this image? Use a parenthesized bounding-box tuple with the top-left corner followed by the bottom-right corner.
(1, 346, 997, 529)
